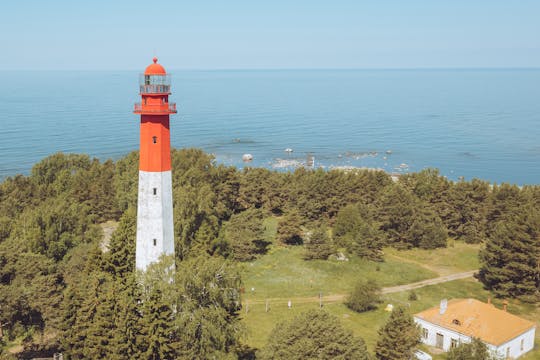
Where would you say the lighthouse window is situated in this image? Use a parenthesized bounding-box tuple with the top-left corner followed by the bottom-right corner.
(152, 136, 157, 144)
(153, 238, 157, 246)
(153, 188, 157, 195)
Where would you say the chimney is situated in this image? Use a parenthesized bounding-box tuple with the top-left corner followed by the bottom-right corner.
(502, 300, 508, 312)
(439, 299, 448, 315)
(487, 297, 491, 305)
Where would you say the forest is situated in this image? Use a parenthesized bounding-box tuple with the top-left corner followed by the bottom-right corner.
(0, 148, 538, 359)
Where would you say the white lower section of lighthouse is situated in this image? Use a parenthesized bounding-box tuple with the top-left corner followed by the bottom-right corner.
(136, 170, 175, 271)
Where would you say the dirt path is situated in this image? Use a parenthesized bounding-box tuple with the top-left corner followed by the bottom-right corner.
(244, 270, 477, 305)
(380, 270, 477, 294)
(100, 220, 118, 252)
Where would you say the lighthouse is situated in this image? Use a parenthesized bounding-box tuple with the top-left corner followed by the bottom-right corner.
(134, 57, 176, 271)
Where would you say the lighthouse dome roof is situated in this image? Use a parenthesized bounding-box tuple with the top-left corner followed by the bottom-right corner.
(144, 57, 166, 75)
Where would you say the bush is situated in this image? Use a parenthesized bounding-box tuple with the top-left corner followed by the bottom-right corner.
(345, 279, 381, 313)
(447, 338, 496, 360)
(408, 290, 418, 301)
(259, 310, 369, 359)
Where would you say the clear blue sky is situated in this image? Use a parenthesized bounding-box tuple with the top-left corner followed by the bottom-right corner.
(1, 0, 539, 70)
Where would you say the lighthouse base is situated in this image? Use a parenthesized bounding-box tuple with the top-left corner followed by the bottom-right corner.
(135, 170, 175, 271)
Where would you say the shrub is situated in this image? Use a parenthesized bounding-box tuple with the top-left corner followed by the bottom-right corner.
(345, 279, 381, 313)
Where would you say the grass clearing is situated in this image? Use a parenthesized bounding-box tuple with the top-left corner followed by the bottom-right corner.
(384, 241, 480, 275)
(262, 216, 278, 244)
(241, 246, 437, 299)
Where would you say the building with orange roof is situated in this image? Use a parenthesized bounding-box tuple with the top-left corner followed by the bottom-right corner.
(414, 298, 536, 359)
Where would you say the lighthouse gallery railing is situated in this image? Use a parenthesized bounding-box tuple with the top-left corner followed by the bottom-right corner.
(133, 103, 177, 113)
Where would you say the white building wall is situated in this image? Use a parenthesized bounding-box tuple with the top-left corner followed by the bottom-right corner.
(493, 327, 536, 359)
(136, 170, 175, 271)
(415, 318, 472, 351)
(415, 317, 536, 359)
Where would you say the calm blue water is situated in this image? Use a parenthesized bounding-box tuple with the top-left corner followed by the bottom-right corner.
(0, 69, 539, 184)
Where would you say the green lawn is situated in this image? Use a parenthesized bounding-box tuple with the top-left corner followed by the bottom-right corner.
(384, 240, 480, 275)
(241, 246, 437, 299)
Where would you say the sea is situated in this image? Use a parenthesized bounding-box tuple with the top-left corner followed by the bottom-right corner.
(0, 69, 539, 185)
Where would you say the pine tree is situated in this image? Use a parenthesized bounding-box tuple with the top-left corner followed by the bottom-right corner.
(63, 272, 105, 359)
(304, 225, 334, 260)
(408, 207, 448, 249)
(446, 179, 489, 243)
(276, 210, 304, 245)
(477, 207, 540, 302)
(486, 183, 524, 235)
(105, 207, 136, 277)
(376, 184, 448, 250)
(108, 274, 144, 359)
(374, 306, 420, 360)
(140, 287, 178, 360)
(334, 203, 384, 261)
(223, 208, 269, 261)
(400, 168, 454, 227)
(82, 275, 116, 359)
(375, 185, 417, 249)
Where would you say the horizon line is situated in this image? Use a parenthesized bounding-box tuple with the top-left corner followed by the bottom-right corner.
(1, 66, 540, 72)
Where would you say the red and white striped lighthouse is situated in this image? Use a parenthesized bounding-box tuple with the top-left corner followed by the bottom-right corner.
(133, 57, 176, 271)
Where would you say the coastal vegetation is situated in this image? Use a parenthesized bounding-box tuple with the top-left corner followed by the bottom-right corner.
(345, 279, 382, 313)
(259, 310, 370, 360)
(374, 306, 420, 360)
(0, 149, 538, 358)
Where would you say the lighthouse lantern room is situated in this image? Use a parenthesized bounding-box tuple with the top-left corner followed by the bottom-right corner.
(134, 57, 176, 271)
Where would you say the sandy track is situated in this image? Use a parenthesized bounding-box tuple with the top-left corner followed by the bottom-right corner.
(243, 270, 477, 305)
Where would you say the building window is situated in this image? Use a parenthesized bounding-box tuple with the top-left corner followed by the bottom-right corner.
(520, 339, 524, 351)
(451, 339, 458, 348)
(422, 328, 428, 339)
(153, 238, 157, 246)
(153, 187, 157, 195)
(152, 136, 157, 144)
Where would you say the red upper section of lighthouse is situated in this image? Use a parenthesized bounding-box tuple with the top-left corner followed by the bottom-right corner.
(136, 57, 175, 172)
(144, 57, 167, 75)
(134, 57, 176, 115)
